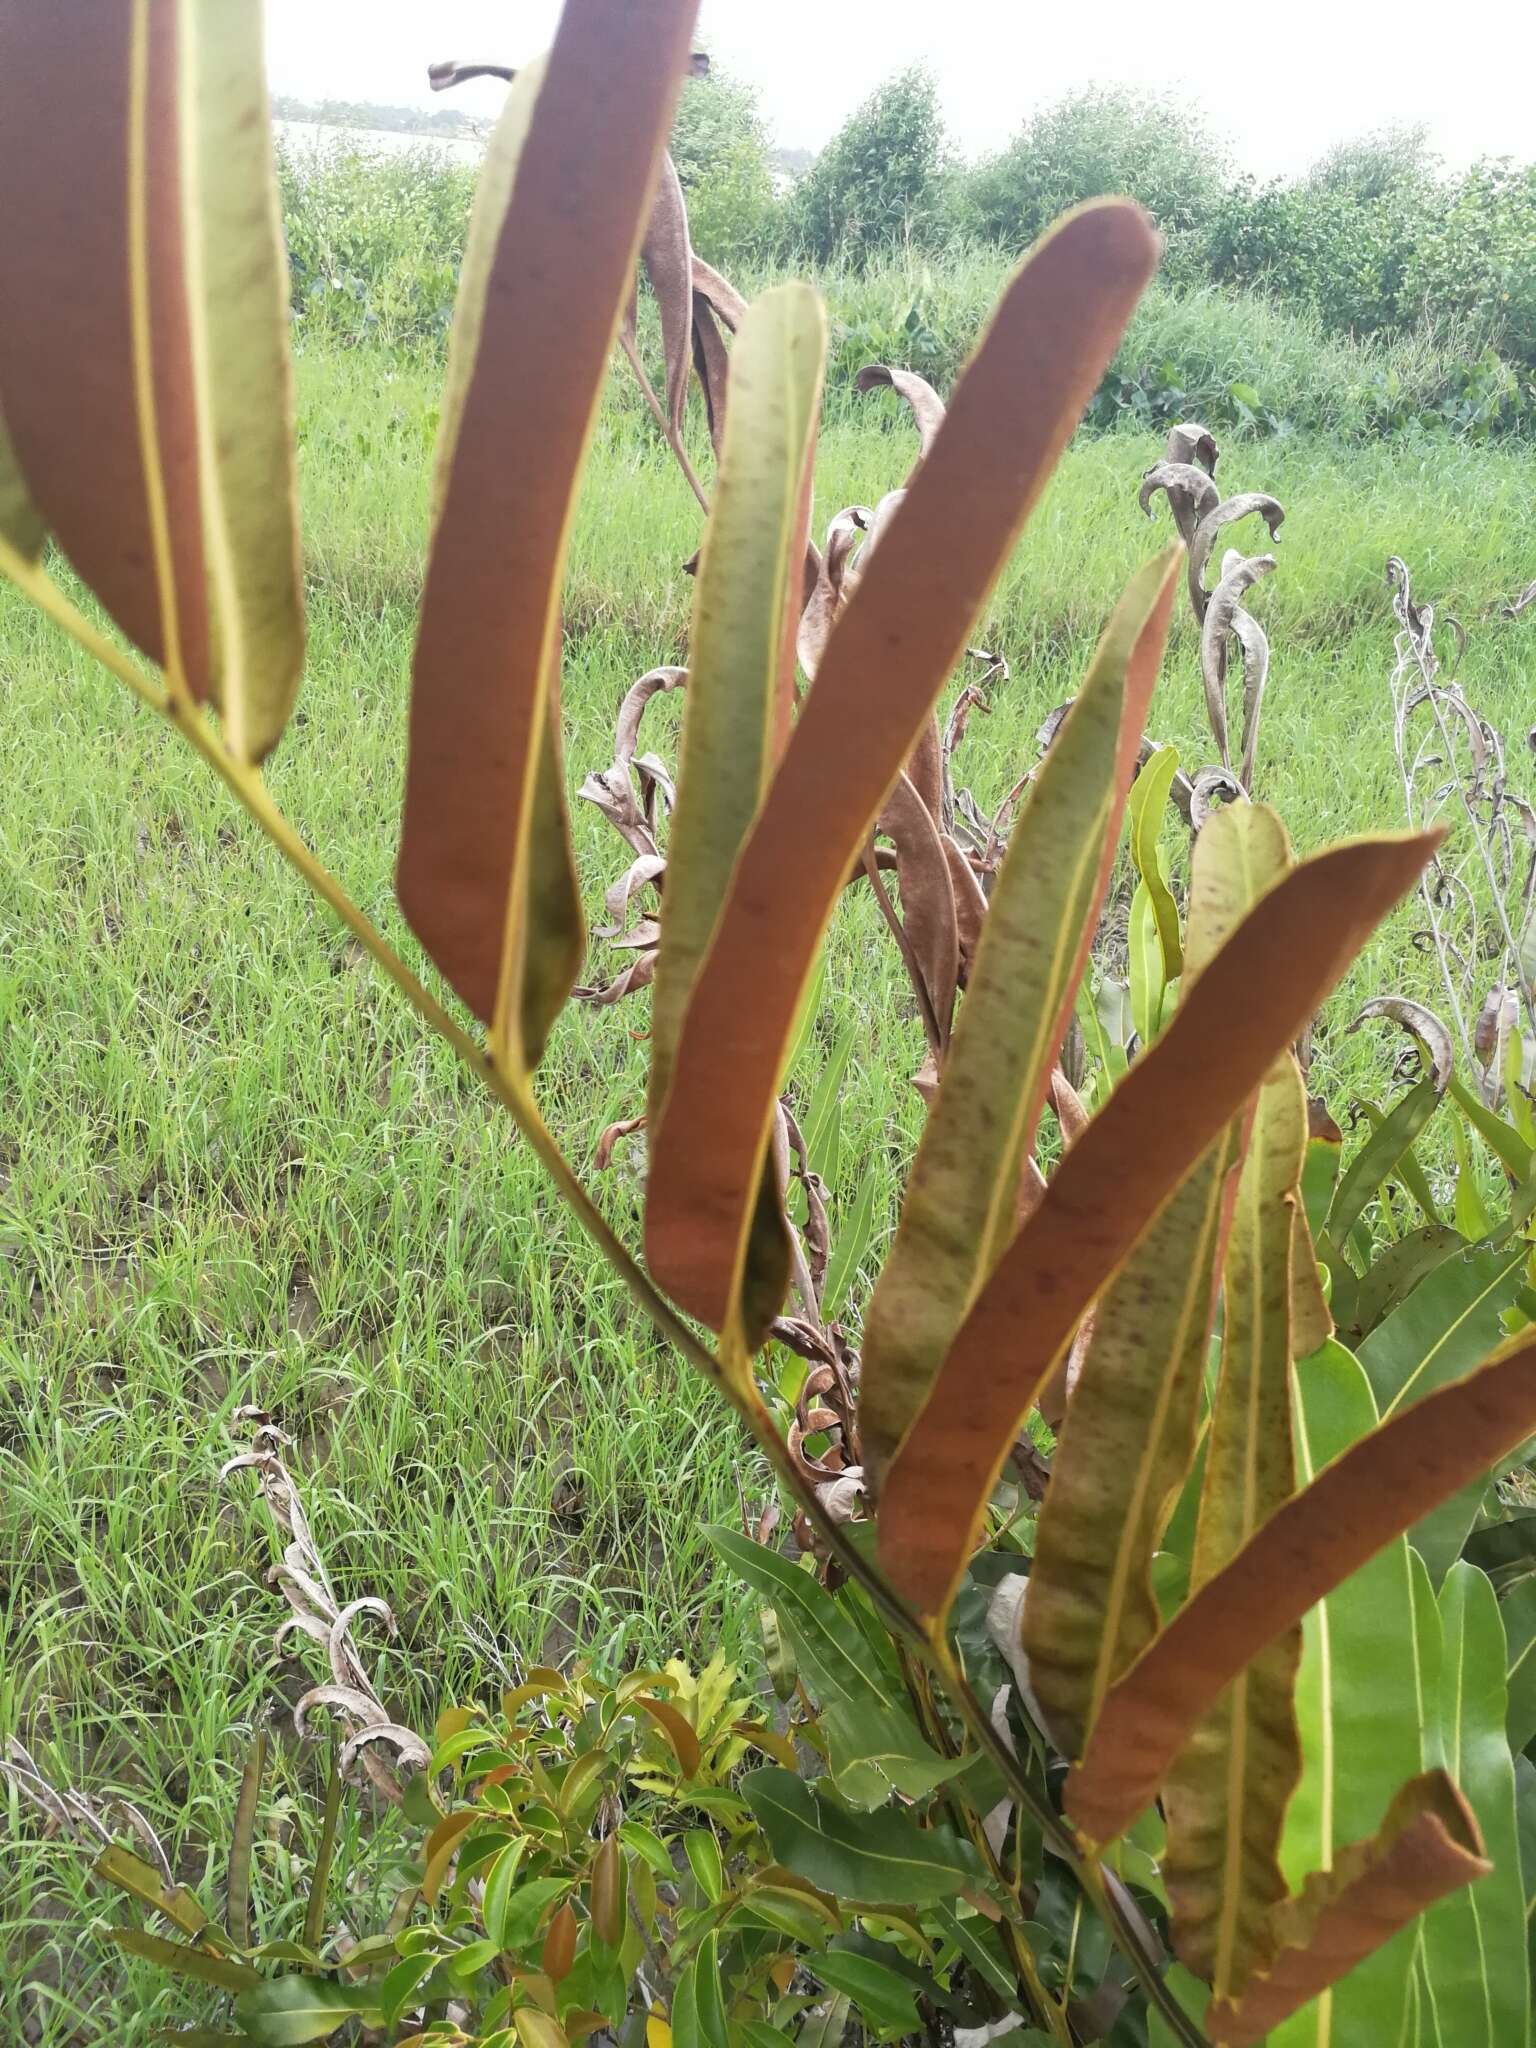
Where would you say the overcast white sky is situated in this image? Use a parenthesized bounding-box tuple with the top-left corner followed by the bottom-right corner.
(264, 1, 1536, 180)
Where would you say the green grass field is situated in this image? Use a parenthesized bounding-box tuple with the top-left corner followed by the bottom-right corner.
(4, 327, 1536, 2039)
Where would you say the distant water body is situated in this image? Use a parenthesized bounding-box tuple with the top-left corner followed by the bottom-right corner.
(273, 119, 486, 168)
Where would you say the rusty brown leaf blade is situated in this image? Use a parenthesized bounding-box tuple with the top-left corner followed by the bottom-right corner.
(876, 769, 962, 1055)
(1068, 1321, 1536, 1844)
(0, 1, 210, 699)
(877, 826, 1440, 1624)
(646, 201, 1161, 1336)
(181, 0, 305, 763)
(640, 152, 694, 435)
(1205, 1772, 1490, 2047)
(645, 282, 825, 1363)
(1164, 1054, 1311, 1997)
(396, 0, 698, 1067)
(1020, 796, 1292, 1763)
(860, 551, 1181, 1491)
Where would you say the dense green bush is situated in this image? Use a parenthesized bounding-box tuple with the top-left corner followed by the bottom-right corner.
(784, 68, 948, 266)
(668, 66, 781, 270)
(1407, 159, 1536, 370)
(956, 87, 1229, 285)
(275, 141, 473, 348)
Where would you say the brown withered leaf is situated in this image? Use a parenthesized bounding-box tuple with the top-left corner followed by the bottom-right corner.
(615, 664, 688, 768)
(1200, 553, 1276, 777)
(0, 7, 210, 698)
(1140, 461, 1220, 542)
(1068, 1320, 1536, 1843)
(879, 771, 961, 1051)
(691, 252, 747, 332)
(691, 292, 732, 456)
(575, 951, 658, 1007)
(640, 151, 693, 436)
(855, 364, 948, 465)
(943, 835, 988, 982)
(1188, 494, 1285, 624)
(428, 59, 515, 90)
(876, 827, 1441, 1623)
(1205, 1773, 1489, 2046)
(1230, 603, 1271, 790)
(1166, 422, 1220, 475)
(1349, 994, 1455, 1093)
(595, 853, 667, 940)
(797, 510, 869, 682)
(595, 1116, 647, 1171)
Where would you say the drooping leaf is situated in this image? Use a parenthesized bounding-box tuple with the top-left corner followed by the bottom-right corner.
(0, 2, 211, 698)
(1068, 1324, 1536, 1843)
(1163, 1055, 1309, 1995)
(875, 769, 961, 1052)
(397, 0, 697, 1065)
(1205, 1772, 1489, 2047)
(233, 1973, 385, 2044)
(878, 826, 1439, 1622)
(1417, 1564, 1530, 2047)
(1359, 1242, 1530, 1583)
(641, 152, 694, 436)
(740, 1768, 984, 1904)
(179, 0, 304, 762)
(1271, 1341, 1427, 2048)
(644, 202, 1160, 1341)
(854, 363, 947, 464)
(859, 552, 1180, 1487)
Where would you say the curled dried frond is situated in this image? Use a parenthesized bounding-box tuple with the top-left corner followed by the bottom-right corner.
(855, 364, 947, 468)
(1165, 421, 1219, 474)
(223, 1418, 417, 1800)
(1189, 766, 1245, 833)
(1200, 551, 1276, 779)
(1142, 426, 1284, 788)
(1350, 995, 1455, 1093)
(1188, 493, 1285, 624)
(1139, 460, 1219, 540)
(1386, 557, 1536, 1092)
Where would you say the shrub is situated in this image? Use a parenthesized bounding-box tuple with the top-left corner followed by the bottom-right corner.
(669, 65, 781, 270)
(1407, 159, 1536, 370)
(4, 6, 1536, 2046)
(785, 69, 949, 267)
(275, 139, 473, 347)
(957, 87, 1229, 283)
